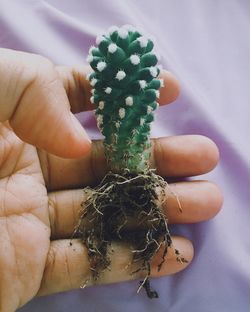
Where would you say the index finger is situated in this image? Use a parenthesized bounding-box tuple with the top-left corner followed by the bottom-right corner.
(57, 67, 180, 113)
(0, 48, 91, 159)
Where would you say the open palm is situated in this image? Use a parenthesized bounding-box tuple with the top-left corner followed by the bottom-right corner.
(0, 122, 51, 310)
(0, 50, 222, 312)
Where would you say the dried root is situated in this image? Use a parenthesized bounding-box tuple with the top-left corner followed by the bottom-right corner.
(75, 170, 184, 298)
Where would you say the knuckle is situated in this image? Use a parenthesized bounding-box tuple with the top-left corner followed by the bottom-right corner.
(25, 55, 57, 88)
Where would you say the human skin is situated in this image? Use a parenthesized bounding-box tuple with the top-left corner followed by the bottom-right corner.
(0, 48, 223, 312)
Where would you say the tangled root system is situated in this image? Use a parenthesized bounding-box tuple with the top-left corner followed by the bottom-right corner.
(75, 170, 184, 298)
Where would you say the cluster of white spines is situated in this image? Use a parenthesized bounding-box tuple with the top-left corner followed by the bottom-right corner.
(155, 90, 160, 98)
(159, 78, 164, 87)
(86, 54, 93, 63)
(96, 114, 103, 129)
(108, 43, 118, 53)
(99, 101, 105, 110)
(96, 35, 106, 45)
(130, 54, 140, 65)
(139, 80, 147, 89)
(97, 61, 107, 72)
(108, 24, 136, 35)
(105, 87, 112, 94)
(119, 107, 126, 119)
(116, 70, 126, 81)
(117, 28, 128, 39)
(90, 78, 97, 86)
(149, 67, 158, 78)
(137, 36, 148, 48)
(125, 96, 133, 106)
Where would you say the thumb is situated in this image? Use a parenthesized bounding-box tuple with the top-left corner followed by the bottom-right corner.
(0, 48, 91, 158)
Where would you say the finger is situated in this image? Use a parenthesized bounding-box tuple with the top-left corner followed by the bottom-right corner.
(56, 66, 180, 113)
(39, 135, 219, 191)
(150, 236, 193, 278)
(48, 181, 222, 240)
(0, 48, 91, 158)
(37, 237, 192, 296)
(96, 237, 193, 284)
(164, 180, 223, 223)
(151, 135, 219, 178)
(159, 70, 180, 105)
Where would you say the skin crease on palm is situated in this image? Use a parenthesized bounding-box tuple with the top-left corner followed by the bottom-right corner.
(0, 48, 223, 312)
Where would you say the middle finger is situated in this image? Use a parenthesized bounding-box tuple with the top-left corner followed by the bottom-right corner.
(39, 135, 219, 191)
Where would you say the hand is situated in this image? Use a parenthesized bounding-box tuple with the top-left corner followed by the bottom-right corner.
(0, 49, 222, 312)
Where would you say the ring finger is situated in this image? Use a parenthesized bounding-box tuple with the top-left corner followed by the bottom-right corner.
(48, 179, 222, 240)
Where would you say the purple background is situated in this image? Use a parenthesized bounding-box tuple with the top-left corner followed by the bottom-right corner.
(1, 0, 250, 311)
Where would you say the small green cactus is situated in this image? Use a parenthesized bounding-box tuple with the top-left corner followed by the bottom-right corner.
(87, 25, 163, 173)
(77, 26, 181, 299)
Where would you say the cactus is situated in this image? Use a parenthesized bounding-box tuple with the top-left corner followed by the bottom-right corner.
(76, 26, 183, 298)
(87, 25, 162, 173)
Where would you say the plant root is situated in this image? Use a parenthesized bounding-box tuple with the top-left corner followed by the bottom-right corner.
(75, 169, 184, 298)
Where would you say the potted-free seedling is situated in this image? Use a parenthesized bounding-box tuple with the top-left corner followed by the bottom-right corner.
(76, 25, 184, 298)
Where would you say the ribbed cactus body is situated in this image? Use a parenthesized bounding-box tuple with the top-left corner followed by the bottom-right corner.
(87, 25, 162, 173)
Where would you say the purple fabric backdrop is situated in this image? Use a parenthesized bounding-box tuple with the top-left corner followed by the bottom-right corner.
(1, 0, 250, 311)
